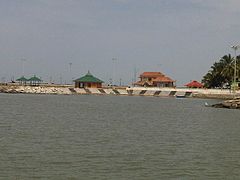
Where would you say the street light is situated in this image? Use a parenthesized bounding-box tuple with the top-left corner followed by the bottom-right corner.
(69, 62, 72, 84)
(112, 58, 117, 86)
(21, 58, 26, 76)
(231, 45, 240, 97)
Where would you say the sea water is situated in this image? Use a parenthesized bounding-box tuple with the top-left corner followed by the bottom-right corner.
(0, 94, 240, 179)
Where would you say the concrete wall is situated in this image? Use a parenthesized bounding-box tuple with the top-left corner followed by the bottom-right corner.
(0, 85, 239, 99)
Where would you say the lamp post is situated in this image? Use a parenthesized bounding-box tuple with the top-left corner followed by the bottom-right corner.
(112, 58, 117, 86)
(69, 62, 72, 85)
(133, 66, 137, 85)
(231, 45, 240, 97)
(21, 58, 26, 76)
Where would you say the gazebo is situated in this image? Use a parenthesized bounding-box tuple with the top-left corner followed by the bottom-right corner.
(28, 75, 42, 86)
(185, 80, 203, 88)
(16, 76, 28, 85)
(74, 71, 104, 88)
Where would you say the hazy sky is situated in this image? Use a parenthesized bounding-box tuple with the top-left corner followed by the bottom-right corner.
(0, 0, 240, 85)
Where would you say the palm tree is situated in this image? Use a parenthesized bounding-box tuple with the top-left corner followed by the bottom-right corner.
(202, 54, 240, 88)
(220, 54, 234, 83)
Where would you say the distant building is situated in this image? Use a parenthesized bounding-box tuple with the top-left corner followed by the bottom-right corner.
(134, 72, 175, 87)
(185, 80, 203, 88)
(74, 71, 104, 88)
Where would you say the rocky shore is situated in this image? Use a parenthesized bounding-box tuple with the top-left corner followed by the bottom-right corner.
(211, 99, 240, 109)
(0, 85, 129, 95)
(0, 85, 73, 95)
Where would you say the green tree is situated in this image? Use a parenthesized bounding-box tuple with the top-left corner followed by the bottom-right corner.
(202, 54, 240, 88)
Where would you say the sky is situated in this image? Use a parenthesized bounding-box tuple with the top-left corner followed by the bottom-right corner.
(0, 0, 240, 86)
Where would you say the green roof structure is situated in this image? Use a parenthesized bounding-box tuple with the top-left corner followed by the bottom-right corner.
(74, 71, 104, 83)
(16, 76, 28, 82)
(28, 75, 42, 82)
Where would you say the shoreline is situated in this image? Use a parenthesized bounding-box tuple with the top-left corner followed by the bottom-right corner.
(0, 84, 238, 100)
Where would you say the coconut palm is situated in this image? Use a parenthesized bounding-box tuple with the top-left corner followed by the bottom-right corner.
(202, 54, 240, 88)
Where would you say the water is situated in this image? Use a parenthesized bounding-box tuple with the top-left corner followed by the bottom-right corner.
(0, 94, 240, 179)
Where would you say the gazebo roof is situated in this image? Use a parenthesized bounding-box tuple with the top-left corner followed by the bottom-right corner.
(185, 80, 203, 88)
(28, 75, 42, 82)
(153, 76, 175, 83)
(16, 76, 28, 81)
(74, 71, 104, 83)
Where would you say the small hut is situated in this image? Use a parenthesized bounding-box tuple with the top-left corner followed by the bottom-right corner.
(74, 71, 104, 88)
(185, 80, 203, 88)
(16, 76, 28, 85)
(28, 75, 42, 86)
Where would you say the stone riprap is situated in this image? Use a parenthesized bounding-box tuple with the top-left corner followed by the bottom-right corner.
(212, 99, 240, 109)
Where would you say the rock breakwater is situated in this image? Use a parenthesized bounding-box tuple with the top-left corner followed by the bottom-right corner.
(212, 99, 240, 109)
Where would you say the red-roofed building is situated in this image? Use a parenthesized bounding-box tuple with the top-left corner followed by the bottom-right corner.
(185, 80, 203, 88)
(134, 72, 175, 87)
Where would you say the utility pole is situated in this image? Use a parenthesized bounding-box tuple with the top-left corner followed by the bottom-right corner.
(69, 62, 72, 85)
(49, 76, 52, 84)
(109, 78, 113, 86)
(60, 74, 63, 85)
(21, 58, 26, 76)
(231, 45, 240, 98)
(112, 58, 117, 86)
(133, 66, 137, 86)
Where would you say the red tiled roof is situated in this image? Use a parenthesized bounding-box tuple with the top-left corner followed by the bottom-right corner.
(140, 72, 164, 78)
(153, 76, 175, 83)
(185, 80, 203, 88)
(134, 81, 153, 86)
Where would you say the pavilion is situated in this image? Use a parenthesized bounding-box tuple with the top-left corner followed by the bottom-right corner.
(28, 75, 42, 86)
(185, 80, 203, 88)
(16, 76, 28, 85)
(74, 71, 104, 88)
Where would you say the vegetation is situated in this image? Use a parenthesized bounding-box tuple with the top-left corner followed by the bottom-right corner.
(202, 54, 240, 88)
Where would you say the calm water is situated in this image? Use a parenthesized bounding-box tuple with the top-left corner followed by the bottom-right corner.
(0, 94, 240, 179)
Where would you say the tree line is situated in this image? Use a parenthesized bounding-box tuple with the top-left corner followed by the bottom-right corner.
(202, 54, 240, 88)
